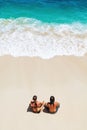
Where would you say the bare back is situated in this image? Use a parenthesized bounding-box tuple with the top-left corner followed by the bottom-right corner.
(47, 102, 59, 113)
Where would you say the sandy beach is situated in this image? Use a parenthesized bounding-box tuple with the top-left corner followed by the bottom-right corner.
(0, 55, 87, 130)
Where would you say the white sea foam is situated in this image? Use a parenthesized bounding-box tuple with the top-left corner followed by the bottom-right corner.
(0, 17, 87, 59)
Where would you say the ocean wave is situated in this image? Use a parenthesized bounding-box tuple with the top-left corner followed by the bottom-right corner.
(0, 17, 87, 59)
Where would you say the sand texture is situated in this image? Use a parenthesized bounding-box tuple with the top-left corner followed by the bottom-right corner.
(0, 55, 87, 130)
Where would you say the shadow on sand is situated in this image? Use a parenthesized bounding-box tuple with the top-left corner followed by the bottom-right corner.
(27, 104, 41, 114)
(27, 104, 32, 112)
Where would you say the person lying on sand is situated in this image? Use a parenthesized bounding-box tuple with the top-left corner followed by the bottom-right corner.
(30, 95, 44, 113)
(44, 96, 60, 113)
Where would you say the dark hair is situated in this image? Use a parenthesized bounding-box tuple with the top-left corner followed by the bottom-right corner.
(50, 96, 55, 104)
(33, 95, 37, 101)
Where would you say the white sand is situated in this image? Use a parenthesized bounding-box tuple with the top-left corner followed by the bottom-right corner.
(0, 55, 87, 130)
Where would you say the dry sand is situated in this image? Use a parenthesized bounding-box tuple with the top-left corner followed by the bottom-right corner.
(0, 55, 87, 130)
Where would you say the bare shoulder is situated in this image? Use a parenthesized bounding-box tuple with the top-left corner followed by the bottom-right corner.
(30, 101, 35, 107)
(55, 102, 60, 107)
(37, 101, 43, 107)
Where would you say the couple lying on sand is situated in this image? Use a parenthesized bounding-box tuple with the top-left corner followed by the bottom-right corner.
(27, 95, 60, 114)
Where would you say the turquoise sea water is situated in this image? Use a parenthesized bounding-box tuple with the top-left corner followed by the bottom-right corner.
(0, 0, 87, 58)
(0, 0, 87, 23)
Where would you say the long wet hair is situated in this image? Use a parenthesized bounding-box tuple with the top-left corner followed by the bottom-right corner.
(50, 96, 55, 104)
(33, 95, 37, 101)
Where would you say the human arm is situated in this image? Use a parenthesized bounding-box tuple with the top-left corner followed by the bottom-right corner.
(56, 102, 60, 108)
